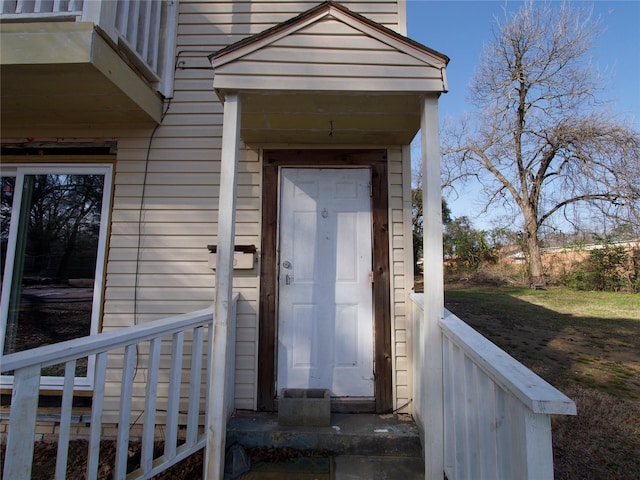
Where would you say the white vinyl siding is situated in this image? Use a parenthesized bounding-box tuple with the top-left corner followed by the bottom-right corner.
(213, 17, 445, 92)
(388, 147, 411, 411)
(103, 134, 260, 416)
(178, 1, 404, 32)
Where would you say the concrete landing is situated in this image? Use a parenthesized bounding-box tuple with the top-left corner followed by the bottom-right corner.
(226, 412, 422, 457)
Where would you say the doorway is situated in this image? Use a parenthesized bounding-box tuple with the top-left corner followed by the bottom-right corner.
(258, 150, 392, 413)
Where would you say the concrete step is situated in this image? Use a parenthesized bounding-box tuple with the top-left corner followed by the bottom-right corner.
(335, 455, 425, 480)
(226, 412, 423, 458)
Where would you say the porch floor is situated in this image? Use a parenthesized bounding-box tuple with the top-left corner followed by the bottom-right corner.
(226, 412, 425, 479)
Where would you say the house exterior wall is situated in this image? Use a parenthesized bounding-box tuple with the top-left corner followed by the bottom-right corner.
(1, 0, 415, 421)
(104, 0, 413, 418)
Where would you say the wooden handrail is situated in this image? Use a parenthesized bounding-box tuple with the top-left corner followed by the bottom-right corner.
(1, 306, 214, 373)
(409, 293, 576, 480)
(440, 309, 576, 415)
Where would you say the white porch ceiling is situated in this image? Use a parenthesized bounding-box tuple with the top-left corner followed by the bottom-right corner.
(239, 91, 423, 145)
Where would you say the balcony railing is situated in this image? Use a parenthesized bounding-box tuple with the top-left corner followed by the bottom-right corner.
(0, 0, 178, 97)
(410, 293, 576, 480)
(1, 295, 238, 480)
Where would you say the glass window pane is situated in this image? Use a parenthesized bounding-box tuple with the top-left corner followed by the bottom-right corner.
(1, 176, 15, 297)
(3, 174, 105, 377)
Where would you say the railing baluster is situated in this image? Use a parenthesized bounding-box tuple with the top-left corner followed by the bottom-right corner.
(463, 356, 479, 473)
(476, 363, 498, 479)
(442, 336, 455, 476)
(139, 0, 153, 64)
(494, 387, 512, 478)
(165, 331, 185, 460)
(15, 0, 32, 14)
(69, 0, 82, 12)
(141, 337, 161, 474)
(2, 1, 16, 14)
(114, 0, 128, 38)
(55, 360, 76, 480)
(187, 326, 204, 445)
(126, 0, 140, 50)
(147, 0, 162, 71)
(115, 344, 137, 479)
(451, 343, 465, 478)
(87, 352, 107, 480)
(204, 324, 213, 438)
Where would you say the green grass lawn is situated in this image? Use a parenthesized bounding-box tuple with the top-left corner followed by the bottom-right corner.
(444, 285, 640, 479)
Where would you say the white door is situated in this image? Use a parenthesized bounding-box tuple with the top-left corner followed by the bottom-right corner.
(277, 168, 374, 397)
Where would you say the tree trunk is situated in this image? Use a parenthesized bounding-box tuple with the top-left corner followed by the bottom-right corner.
(525, 226, 544, 286)
(522, 206, 544, 286)
(527, 236, 544, 285)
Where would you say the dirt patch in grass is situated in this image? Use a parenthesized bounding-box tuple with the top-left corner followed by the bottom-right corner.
(445, 284, 640, 479)
(552, 384, 640, 480)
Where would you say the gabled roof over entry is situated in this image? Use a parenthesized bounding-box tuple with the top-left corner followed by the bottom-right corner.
(210, 1, 449, 94)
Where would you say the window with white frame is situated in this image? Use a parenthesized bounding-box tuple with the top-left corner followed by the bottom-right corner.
(1, 164, 112, 389)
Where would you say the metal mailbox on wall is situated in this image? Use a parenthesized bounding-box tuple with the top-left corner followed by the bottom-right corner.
(207, 245, 256, 270)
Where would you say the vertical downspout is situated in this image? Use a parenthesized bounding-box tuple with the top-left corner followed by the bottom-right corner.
(421, 94, 445, 479)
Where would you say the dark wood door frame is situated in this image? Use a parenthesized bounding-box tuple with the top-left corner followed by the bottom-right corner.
(257, 149, 392, 413)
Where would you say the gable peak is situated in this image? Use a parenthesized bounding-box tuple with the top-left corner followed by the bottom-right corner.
(210, 1, 449, 69)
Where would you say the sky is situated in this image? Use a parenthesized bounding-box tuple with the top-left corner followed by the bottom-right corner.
(406, 0, 640, 230)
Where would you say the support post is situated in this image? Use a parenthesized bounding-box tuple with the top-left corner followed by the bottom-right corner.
(3, 365, 40, 480)
(421, 94, 445, 479)
(205, 93, 241, 480)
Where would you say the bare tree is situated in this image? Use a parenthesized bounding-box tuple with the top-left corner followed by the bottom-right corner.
(442, 1, 640, 282)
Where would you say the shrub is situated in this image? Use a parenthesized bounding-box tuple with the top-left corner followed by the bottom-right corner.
(563, 244, 639, 292)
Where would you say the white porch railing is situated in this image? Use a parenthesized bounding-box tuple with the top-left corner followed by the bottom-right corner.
(0, 0, 178, 97)
(1, 295, 238, 480)
(410, 293, 576, 480)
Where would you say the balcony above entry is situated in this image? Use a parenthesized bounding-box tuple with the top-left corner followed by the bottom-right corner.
(0, 0, 178, 131)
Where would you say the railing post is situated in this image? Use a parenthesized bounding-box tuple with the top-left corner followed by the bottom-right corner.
(206, 92, 241, 480)
(420, 94, 445, 479)
(521, 411, 555, 480)
(2, 365, 40, 480)
(81, 0, 118, 42)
